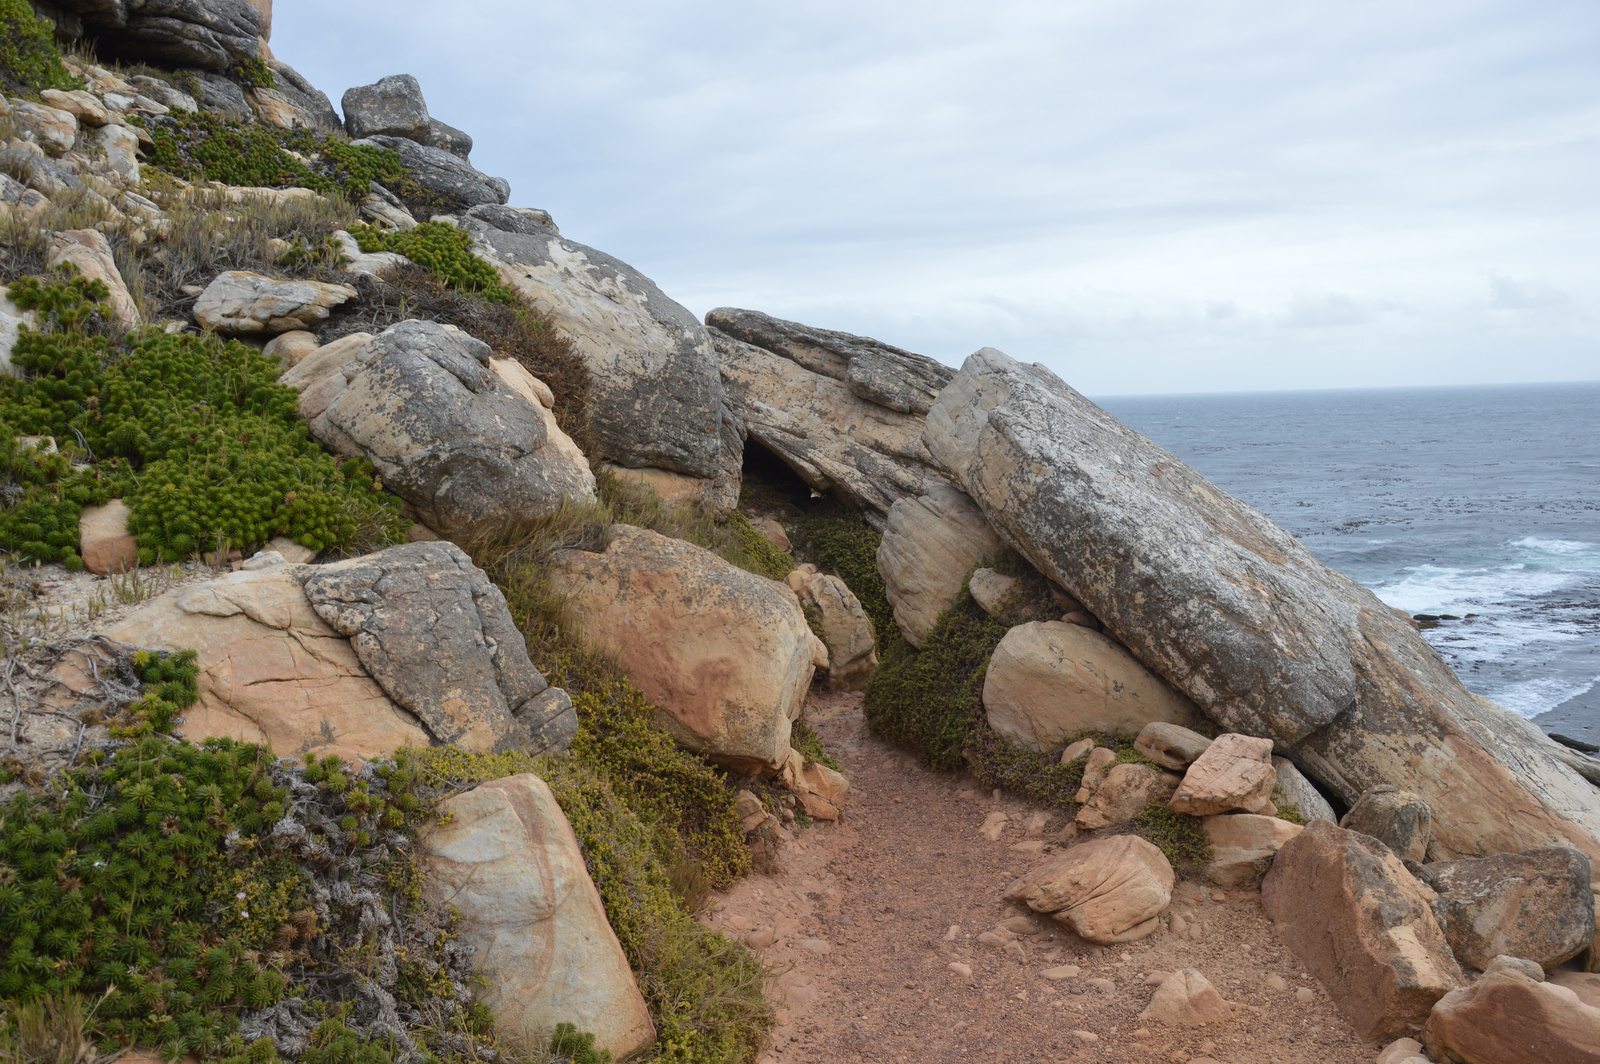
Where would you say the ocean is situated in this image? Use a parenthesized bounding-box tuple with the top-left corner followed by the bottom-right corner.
(1096, 382, 1600, 743)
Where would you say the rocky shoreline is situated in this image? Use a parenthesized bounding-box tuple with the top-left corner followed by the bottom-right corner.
(1, 4, 1598, 1063)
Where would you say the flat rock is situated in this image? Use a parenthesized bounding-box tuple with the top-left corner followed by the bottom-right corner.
(193, 270, 354, 334)
(986, 621, 1206, 751)
(713, 325, 951, 524)
(1005, 834, 1175, 945)
(1341, 785, 1433, 863)
(1201, 813, 1304, 889)
(39, 89, 107, 126)
(301, 541, 575, 756)
(355, 135, 508, 213)
(1422, 957, 1600, 1064)
(421, 774, 656, 1059)
(548, 524, 821, 772)
(876, 485, 1001, 646)
(1136, 721, 1212, 771)
(463, 217, 728, 480)
(48, 229, 140, 326)
(1261, 819, 1463, 1042)
(921, 345, 1600, 870)
(1421, 847, 1595, 971)
(78, 498, 138, 575)
(289, 321, 596, 543)
(1139, 968, 1234, 1026)
(1170, 733, 1277, 816)
(1075, 763, 1181, 830)
(786, 566, 878, 690)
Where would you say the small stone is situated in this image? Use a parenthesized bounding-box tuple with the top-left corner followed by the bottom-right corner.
(1062, 738, 1096, 765)
(1000, 916, 1040, 935)
(1072, 1030, 1099, 1043)
(267, 536, 316, 564)
(1074, 746, 1118, 803)
(943, 924, 961, 941)
(947, 962, 973, 979)
(1169, 913, 1189, 935)
(78, 498, 137, 575)
(1375, 1037, 1426, 1064)
(1040, 964, 1081, 981)
(262, 329, 319, 367)
(980, 811, 1009, 841)
(1294, 986, 1315, 1002)
(978, 930, 1016, 949)
(239, 550, 286, 571)
(1135, 721, 1213, 770)
(1138, 968, 1233, 1026)
(1009, 839, 1046, 854)
(1145, 970, 1174, 986)
(1087, 977, 1116, 994)
(1024, 811, 1050, 836)
(1003, 939, 1026, 960)
(1264, 974, 1288, 991)
(796, 938, 831, 954)
(743, 928, 775, 949)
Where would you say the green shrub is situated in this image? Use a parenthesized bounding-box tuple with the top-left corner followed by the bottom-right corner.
(0, 0, 78, 92)
(720, 511, 794, 581)
(0, 276, 406, 564)
(226, 56, 275, 90)
(140, 112, 403, 200)
(350, 222, 514, 303)
(791, 505, 893, 641)
(789, 716, 838, 772)
(1133, 797, 1214, 867)
(549, 1023, 611, 1064)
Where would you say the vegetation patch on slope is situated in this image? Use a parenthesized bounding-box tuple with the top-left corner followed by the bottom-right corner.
(139, 112, 404, 201)
(0, 0, 79, 93)
(789, 504, 893, 641)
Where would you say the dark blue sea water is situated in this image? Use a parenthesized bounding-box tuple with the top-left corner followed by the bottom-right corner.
(1096, 382, 1600, 743)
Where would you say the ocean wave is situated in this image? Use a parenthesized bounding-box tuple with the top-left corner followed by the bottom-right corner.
(1491, 674, 1600, 721)
(1513, 536, 1597, 557)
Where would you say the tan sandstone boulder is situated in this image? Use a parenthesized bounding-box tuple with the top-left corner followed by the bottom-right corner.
(1135, 721, 1212, 771)
(876, 485, 1001, 647)
(1074, 746, 1117, 803)
(78, 498, 138, 574)
(1201, 813, 1304, 889)
(1422, 956, 1600, 1064)
(47, 229, 140, 326)
(1548, 970, 1600, 1010)
(421, 774, 655, 1059)
(1271, 756, 1338, 823)
(1170, 733, 1277, 816)
(1421, 847, 1595, 971)
(193, 270, 356, 333)
(1342, 785, 1433, 863)
(984, 621, 1205, 751)
(1139, 968, 1234, 1026)
(1005, 834, 1175, 944)
(11, 99, 76, 153)
(786, 565, 878, 690)
(549, 524, 821, 772)
(1261, 819, 1463, 1042)
(1075, 763, 1181, 830)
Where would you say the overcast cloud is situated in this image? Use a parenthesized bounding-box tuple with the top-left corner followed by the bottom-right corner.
(275, 1, 1600, 395)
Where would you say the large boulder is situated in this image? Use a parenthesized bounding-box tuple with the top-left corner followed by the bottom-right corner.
(983, 621, 1206, 751)
(268, 62, 342, 132)
(547, 524, 824, 772)
(875, 485, 1001, 646)
(712, 326, 951, 524)
(342, 74, 471, 157)
(461, 215, 728, 480)
(1201, 813, 1304, 889)
(922, 345, 1600, 874)
(1261, 820, 1464, 1042)
(47, 0, 265, 71)
(283, 320, 596, 543)
(707, 306, 954, 416)
(420, 774, 656, 1059)
(301, 542, 577, 755)
(1420, 848, 1595, 971)
(1004, 834, 1175, 944)
(1422, 956, 1600, 1064)
(354, 135, 508, 213)
(785, 566, 878, 690)
(193, 270, 355, 334)
(1341, 786, 1433, 863)
(92, 546, 572, 762)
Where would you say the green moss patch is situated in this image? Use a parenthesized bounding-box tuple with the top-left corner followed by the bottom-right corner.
(140, 112, 403, 200)
(349, 222, 513, 303)
(0, 0, 78, 93)
(790, 505, 893, 640)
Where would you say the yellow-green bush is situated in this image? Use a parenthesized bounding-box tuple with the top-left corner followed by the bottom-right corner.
(790, 505, 893, 640)
(350, 222, 513, 303)
(0, 0, 78, 92)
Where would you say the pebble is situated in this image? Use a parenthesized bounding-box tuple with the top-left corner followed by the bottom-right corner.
(1144, 970, 1173, 986)
(743, 928, 775, 949)
(947, 962, 973, 978)
(1086, 977, 1116, 995)
(1003, 939, 1025, 960)
(1294, 986, 1316, 1002)
(1264, 973, 1288, 991)
(999, 916, 1039, 935)
(978, 929, 1017, 948)
(1169, 913, 1189, 935)
(943, 924, 961, 941)
(1040, 965, 1081, 981)
(796, 938, 832, 953)
(1072, 1030, 1099, 1044)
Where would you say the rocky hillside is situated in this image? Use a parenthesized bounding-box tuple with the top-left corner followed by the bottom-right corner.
(1, 4, 1598, 1064)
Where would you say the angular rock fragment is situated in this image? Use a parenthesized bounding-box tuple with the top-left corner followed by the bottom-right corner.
(967, 566, 1060, 626)
(1136, 722, 1212, 771)
(1271, 756, 1338, 823)
(77, 498, 137, 575)
(1341, 786, 1433, 862)
(1075, 763, 1180, 830)
(1170, 733, 1277, 816)
(1139, 968, 1234, 1026)
(1261, 820, 1463, 1041)
(1005, 834, 1175, 944)
(1201, 813, 1304, 889)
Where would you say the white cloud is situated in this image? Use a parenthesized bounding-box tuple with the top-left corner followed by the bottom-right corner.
(273, 0, 1600, 394)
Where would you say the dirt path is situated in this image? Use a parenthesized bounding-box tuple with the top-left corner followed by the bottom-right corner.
(703, 692, 1381, 1064)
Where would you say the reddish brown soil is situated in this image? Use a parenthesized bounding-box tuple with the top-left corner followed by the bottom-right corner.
(703, 691, 1383, 1064)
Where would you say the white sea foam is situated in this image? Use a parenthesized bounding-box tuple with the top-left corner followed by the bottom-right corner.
(1490, 674, 1600, 720)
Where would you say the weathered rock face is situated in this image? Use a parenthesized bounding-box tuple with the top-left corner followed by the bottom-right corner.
(353, 135, 508, 213)
(285, 321, 596, 543)
(1139, 968, 1234, 1026)
(193, 271, 354, 334)
(1074, 746, 1117, 803)
(967, 567, 1059, 627)
(984, 621, 1206, 752)
(1421, 848, 1595, 971)
(1201, 813, 1304, 889)
(706, 306, 954, 416)
(1004, 835, 1175, 945)
(875, 486, 1001, 647)
(1271, 756, 1338, 823)
(922, 345, 1600, 873)
(10, 99, 77, 154)
(1422, 957, 1600, 1064)
(713, 326, 952, 524)
(268, 62, 341, 132)
(301, 541, 576, 756)
(342, 74, 431, 141)
(48, 229, 140, 326)
(47, 0, 265, 70)
(462, 216, 727, 480)
(1075, 763, 1180, 830)
(77, 498, 137, 575)
(420, 774, 656, 1059)
(1135, 722, 1212, 772)
(1342, 786, 1433, 863)
(1261, 820, 1463, 1042)
(785, 566, 878, 690)
(1171, 733, 1278, 816)
(548, 525, 821, 772)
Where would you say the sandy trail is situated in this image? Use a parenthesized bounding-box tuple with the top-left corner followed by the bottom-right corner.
(704, 691, 1379, 1064)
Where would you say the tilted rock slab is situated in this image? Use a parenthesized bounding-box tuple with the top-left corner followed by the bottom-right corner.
(285, 320, 596, 543)
(1272, 755, 1338, 823)
(421, 774, 655, 1059)
(923, 345, 1600, 872)
(1135, 721, 1212, 771)
(193, 270, 354, 334)
(548, 524, 825, 772)
(1201, 812, 1304, 889)
(713, 325, 952, 524)
(1261, 820, 1463, 1042)
(354, 135, 508, 212)
(301, 541, 577, 755)
(876, 485, 1001, 646)
(707, 306, 954, 416)
(1170, 733, 1277, 816)
(48, 229, 140, 326)
(1420, 847, 1595, 971)
(461, 214, 728, 480)
(1422, 956, 1600, 1064)
(1004, 834, 1175, 944)
(985, 620, 1206, 751)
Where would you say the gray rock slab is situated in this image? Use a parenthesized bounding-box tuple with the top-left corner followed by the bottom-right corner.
(354, 134, 508, 213)
(342, 74, 431, 141)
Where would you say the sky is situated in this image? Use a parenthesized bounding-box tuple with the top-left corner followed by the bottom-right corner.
(274, 1, 1600, 396)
